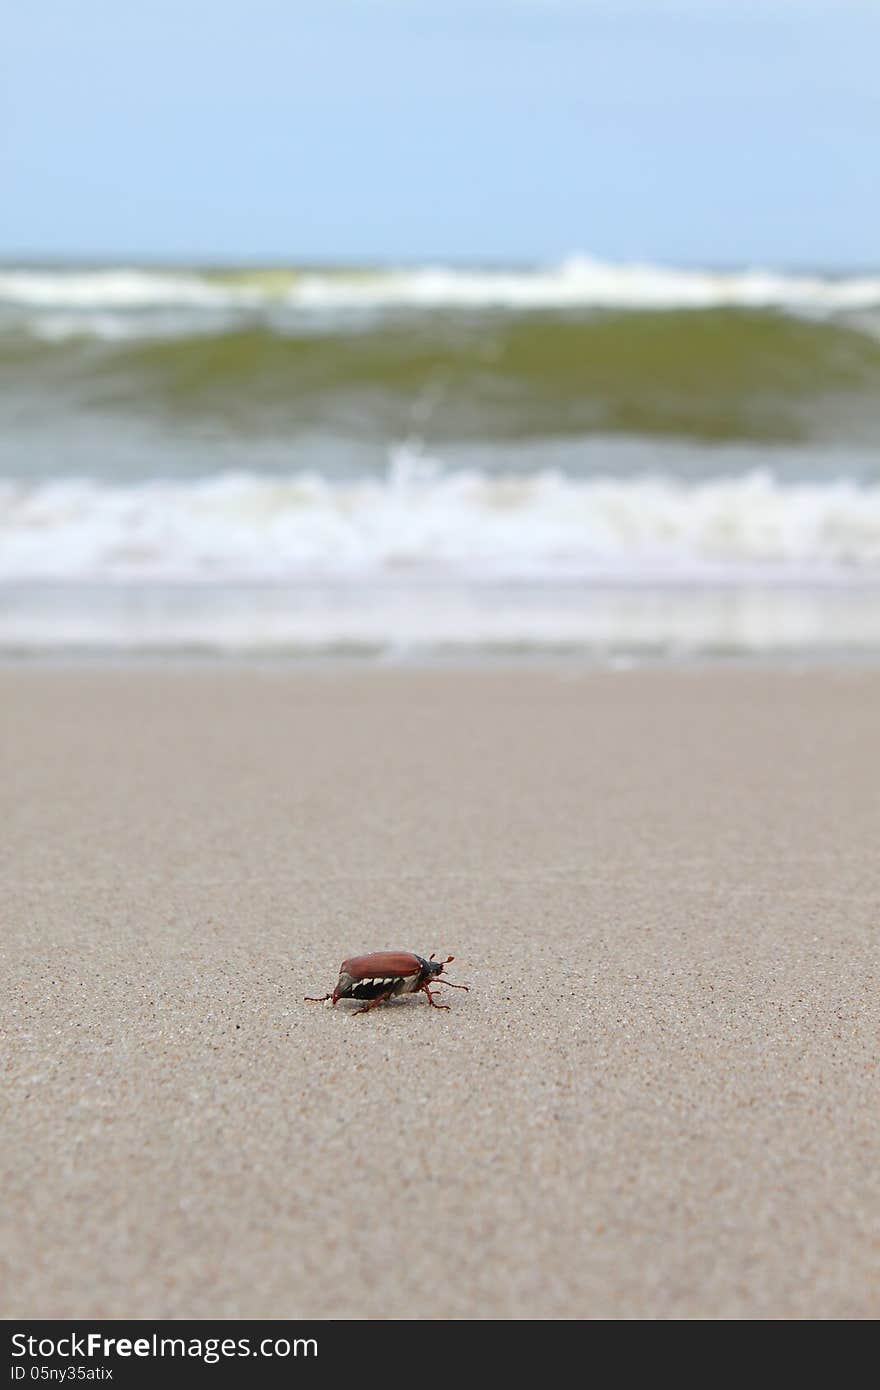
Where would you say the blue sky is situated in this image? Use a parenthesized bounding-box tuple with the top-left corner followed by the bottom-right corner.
(2, 1, 877, 267)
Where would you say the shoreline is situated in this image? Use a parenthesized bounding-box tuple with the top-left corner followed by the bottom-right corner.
(4, 580, 880, 661)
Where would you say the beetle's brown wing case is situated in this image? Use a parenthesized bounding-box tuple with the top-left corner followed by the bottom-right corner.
(341, 952, 422, 981)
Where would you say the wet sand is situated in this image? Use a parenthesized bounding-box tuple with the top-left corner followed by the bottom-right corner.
(2, 665, 878, 1319)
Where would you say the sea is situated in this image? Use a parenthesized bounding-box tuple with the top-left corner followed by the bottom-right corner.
(2, 254, 879, 657)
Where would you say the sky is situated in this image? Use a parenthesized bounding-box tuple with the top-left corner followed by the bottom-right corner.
(2, 1, 878, 267)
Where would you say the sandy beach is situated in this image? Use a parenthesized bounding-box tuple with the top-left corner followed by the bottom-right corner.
(2, 664, 878, 1320)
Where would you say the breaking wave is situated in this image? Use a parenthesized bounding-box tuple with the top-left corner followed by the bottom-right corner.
(3, 457, 880, 584)
(3, 256, 880, 316)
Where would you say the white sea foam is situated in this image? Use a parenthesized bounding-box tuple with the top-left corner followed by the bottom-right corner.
(0, 269, 259, 310)
(18, 308, 248, 343)
(288, 258, 880, 314)
(2, 257, 880, 322)
(2, 456, 880, 585)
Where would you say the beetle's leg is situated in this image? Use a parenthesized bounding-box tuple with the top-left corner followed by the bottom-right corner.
(353, 990, 395, 1016)
(422, 986, 450, 1010)
(437, 980, 469, 991)
(304, 991, 339, 1006)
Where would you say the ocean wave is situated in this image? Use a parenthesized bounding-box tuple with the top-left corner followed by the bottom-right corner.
(3, 256, 880, 319)
(0, 268, 258, 311)
(4, 310, 879, 449)
(3, 458, 880, 584)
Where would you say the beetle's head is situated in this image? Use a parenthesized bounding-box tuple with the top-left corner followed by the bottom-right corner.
(424, 952, 454, 978)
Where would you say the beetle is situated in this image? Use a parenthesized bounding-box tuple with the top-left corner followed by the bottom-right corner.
(305, 951, 469, 1015)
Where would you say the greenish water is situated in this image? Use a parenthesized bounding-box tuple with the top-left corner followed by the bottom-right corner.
(3, 309, 880, 453)
(1, 259, 880, 652)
